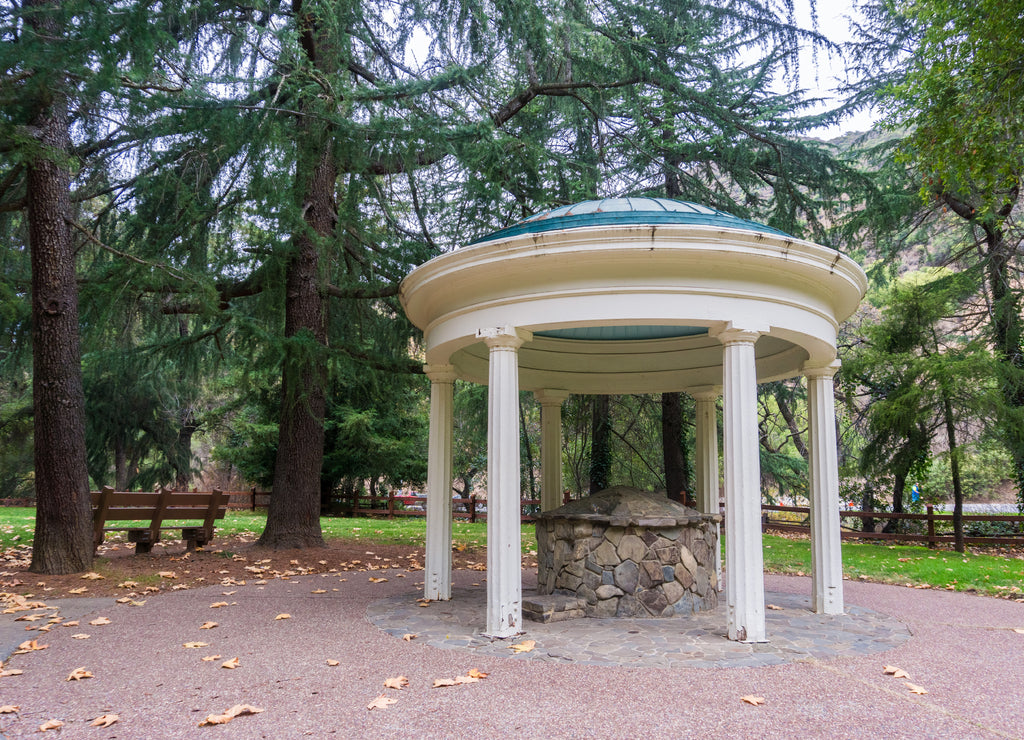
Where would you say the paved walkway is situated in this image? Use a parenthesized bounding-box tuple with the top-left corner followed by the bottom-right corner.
(0, 570, 1022, 739)
(368, 587, 911, 668)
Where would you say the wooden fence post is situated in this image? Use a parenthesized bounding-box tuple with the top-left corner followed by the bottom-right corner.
(926, 504, 936, 548)
(468, 495, 477, 523)
(387, 490, 395, 519)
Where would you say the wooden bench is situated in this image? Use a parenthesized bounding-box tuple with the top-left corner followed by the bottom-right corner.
(91, 486, 227, 554)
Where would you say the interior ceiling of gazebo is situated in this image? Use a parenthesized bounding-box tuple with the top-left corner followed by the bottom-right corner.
(400, 197, 867, 395)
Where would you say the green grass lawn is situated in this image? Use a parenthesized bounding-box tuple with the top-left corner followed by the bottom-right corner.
(3, 508, 1021, 598)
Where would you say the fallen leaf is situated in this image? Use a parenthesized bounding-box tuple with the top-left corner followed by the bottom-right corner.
(201, 655, 222, 662)
(883, 665, 910, 679)
(368, 577, 388, 583)
(467, 668, 489, 679)
(198, 704, 264, 726)
(71, 634, 90, 640)
(68, 586, 88, 594)
(274, 613, 291, 620)
(905, 682, 928, 695)
(200, 621, 218, 630)
(0, 669, 24, 677)
(210, 602, 229, 608)
(62, 621, 79, 627)
(311, 589, 327, 594)
(38, 719, 64, 731)
(90, 714, 119, 727)
(367, 694, 397, 710)
(1013, 628, 1024, 635)
(741, 695, 766, 706)
(17, 638, 48, 651)
(221, 657, 240, 669)
(0, 705, 19, 713)
(183, 642, 209, 649)
(510, 640, 535, 654)
(766, 604, 783, 611)
(402, 633, 416, 642)
(81, 572, 105, 580)
(384, 676, 408, 690)
(67, 667, 93, 681)
(158, 571, 177, 579)
(89, 616, 111, 626)
(432, 678, 457, 688)
(326, 659, 340, 667)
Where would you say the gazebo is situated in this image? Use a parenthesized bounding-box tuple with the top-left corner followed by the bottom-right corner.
(399, 198, 867, 642)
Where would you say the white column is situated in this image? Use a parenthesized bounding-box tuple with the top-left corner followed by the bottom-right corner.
(718, 328, 767, 643)
(806, 361, 844, 615)
(535, 389, 569, 512)
(479, 326, 529, 638)
(692, 387, 722, 592)
(423, 364, 456, 601)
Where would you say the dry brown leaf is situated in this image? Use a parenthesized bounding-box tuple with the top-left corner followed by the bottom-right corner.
(883, 665, 910, 679)
(198, 704, 264, 726)
(905, 682, 928, 695)
(311, 589, 327, 594)
(0, 669, 24, 677)
(68, 587, 88, 594)
(199, 621, 218, 630)
(766, 604, 783, 611)
(66, 667, 93, 681)
(0, 705, 19, 713)
(18, 638, 48, 651)
(158, 571, 177, 579)
(201, 655, 221, 662)
(62, 621, 79, 627)
(467, 668, 488, 679)
(38, 719, 64, 731)
(89, 616, 111, 626)
(210, 602, 229, 608)
(383, 676, 409, 690)
(741, 695, 766, 706)
(510, 640, 535, 654)
(80, 572, 105, 580)
(274, 613, 291, 620)
(183, 641, 209, 649)
(368, 577, 388, 583)
(14, 614, 43, 622)
(402, 633, 416, 642)
(431, 678, 457, 688)
(1012, 628, 1024, 634)
(71, 634, 90, 640)
(326, 659, 340, 667)
(367, 694, 397, 710)
(221, 657, 240, 669)
(453, 675, 479, 685)
(89, 714, 119, 727)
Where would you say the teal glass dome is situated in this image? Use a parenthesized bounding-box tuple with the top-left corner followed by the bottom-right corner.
(471, 197, 791, 244)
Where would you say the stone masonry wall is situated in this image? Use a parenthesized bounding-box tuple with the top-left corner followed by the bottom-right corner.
(536, 518, 718, 618)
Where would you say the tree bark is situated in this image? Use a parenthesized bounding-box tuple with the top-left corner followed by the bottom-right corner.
(26, 0, 93, 574)
(257, 1, 334, 548)
(661, 392, 688, 503)
(589, 395, 611, 494)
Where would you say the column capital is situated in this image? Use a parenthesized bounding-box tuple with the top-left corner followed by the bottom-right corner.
(713, 326, 761, 346)
(423, 363, 457, 383)
(477, 326, 532, 350)
(688, 385, 722, 401)
(803, 359, 841, 379)
(534, 388, 570, 406)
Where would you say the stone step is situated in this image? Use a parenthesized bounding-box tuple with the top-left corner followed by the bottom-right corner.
(523, 593, 587, 623)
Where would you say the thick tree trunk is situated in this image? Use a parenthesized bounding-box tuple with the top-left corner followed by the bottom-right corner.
(26, 0, 93, 574)
(883, 469, 907, 534)
(114, 437, 128, 491)
(589, 395, 611, 494)
(258, 2, 334, 548)
(661, 392, 688, 503)
(173, 407, 197, 490)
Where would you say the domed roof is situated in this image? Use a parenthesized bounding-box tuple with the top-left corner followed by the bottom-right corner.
(472, 197, 791, 244)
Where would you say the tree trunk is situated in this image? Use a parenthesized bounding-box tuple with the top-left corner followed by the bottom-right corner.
(173, 406, 197, 490)
(26, 0, 93, 575)
(940, 388, 965, 552)
(114, 437, 128, 491)
(777, 394, 809, 460)
(589, 395, 611, 494)
(662, 392, 687, 503)
(883, 469, 907, 534)
(860, 484, 875, 533)
(519, 394, 536, 499)
(258, 1, 334, 548)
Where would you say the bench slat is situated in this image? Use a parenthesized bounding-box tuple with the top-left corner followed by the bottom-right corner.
(91, 487, 229, 553)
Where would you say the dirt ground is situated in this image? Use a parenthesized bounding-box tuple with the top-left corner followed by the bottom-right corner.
(0, 535, 499, 600)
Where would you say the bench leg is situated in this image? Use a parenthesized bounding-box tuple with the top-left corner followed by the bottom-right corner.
(135, 542, 154, 555)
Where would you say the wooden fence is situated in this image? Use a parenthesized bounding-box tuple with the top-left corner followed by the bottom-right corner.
(762, 504, 1024, 547)
(330, 490, 542, 523)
